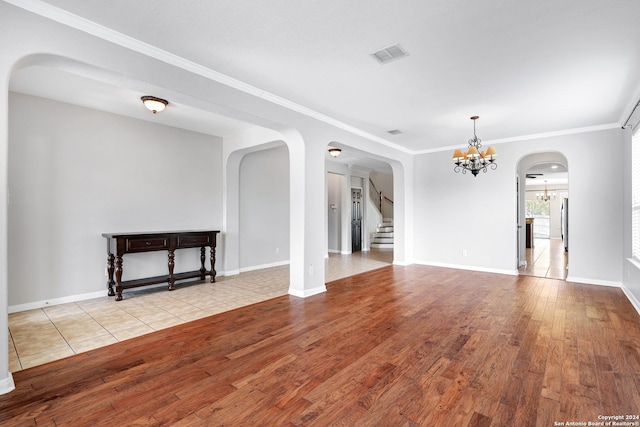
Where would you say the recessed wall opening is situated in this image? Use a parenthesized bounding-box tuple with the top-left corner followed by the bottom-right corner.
(517, 154, 569, 280)
(325, 145, 395, 277)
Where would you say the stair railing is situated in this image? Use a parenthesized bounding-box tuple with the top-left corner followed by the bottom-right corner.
(369, 178, 382, 213)
(369, 178, 394, 214)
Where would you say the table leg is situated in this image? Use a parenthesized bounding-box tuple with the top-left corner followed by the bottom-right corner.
(115, 256, 123, 301)
(210, 245, 216, 283)
(107, 253, 115, 296)
(168, 250, 175, 290)
(200, 247, 206, 280)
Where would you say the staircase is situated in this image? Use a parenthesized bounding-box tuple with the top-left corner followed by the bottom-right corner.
(371, 219, 394, 249)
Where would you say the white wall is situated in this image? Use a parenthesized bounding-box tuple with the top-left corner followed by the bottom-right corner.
(8, 93, 223, 307)
(327, 173, 342, 253)
(414, 128, 624, 284)
(238, 145, 289, 269)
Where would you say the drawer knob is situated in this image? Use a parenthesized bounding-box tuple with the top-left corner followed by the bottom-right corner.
(145, 241, 151, 245)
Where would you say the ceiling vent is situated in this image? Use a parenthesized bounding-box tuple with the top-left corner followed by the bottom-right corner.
(387, 129, 402, 135)
(370, 44, 409, 65)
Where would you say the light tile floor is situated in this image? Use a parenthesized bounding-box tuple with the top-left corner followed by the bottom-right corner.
(518, 238, 568, 280)
(8, 250, 393, 372)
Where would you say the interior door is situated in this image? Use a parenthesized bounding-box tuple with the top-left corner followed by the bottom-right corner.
(351, 188, 362, 252)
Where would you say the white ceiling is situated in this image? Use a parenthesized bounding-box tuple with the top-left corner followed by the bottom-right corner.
(525, 162, 568, 187)
(7, 0, 640, 155)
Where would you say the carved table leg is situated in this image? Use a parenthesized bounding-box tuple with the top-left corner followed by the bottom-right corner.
(107, 253, 115, 296)
(210, 245, 216, 283)
(200, 247, 206, 280)
(115, 256, 123, 301)
(168, 250, 175, 290)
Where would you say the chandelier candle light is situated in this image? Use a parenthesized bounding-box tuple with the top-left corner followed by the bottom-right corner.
(537, 181, 556, 201)
(452, 116, 497, 177)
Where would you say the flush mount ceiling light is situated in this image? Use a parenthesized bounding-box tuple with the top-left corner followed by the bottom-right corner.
(141, 96, 168, 114)
(452, 116, 497, 177)
(328, 147, 342, 157)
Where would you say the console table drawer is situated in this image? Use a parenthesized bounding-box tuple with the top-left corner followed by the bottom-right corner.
(177, 233, 212, 248)
(126, 237, 168, 252)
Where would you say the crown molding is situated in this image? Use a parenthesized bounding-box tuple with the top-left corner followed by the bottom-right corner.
(414, 122, 621, 155)
(6, 0, 413, 155)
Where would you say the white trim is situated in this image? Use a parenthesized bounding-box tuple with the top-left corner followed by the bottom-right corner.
(621, 284, 640, 317)
(414, 260, 518, 276)
(327, 249, 341, 254)
(239, 260, 289, 273)
(288, 285, 327, 298)
(222, 269, 240, 276)
(415, 123, 621, 154)
(629, 257, 640, 271)
(565, 276, 622, 288)
(392, 260, 412, 267)
(5, 0, 413, 155)
(8, 289, 106, 313)
(0, 373, 15, 395)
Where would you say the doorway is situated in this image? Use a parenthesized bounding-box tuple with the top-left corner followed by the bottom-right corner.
(351, 188, 362, 252)
(518, 158, 569, 279)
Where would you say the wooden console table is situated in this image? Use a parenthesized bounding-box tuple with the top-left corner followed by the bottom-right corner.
(102, 230, 219, 301)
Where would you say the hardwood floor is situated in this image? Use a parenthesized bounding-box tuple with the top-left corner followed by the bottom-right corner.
(2, 265, 640, 426)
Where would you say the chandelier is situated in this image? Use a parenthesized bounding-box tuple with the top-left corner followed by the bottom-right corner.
(537, 181, 556, 201)
(452, 116, 497, 177)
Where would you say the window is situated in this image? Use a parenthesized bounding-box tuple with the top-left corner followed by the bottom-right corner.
(633, 129, 640, 260)
(526, 200, 550, 238)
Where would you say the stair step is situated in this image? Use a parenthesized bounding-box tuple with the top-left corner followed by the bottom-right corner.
(374, 232, 394, 238)
(371, 242, 394, 249)
(373, 237, 394, 244)
(377, 226, 394, 232)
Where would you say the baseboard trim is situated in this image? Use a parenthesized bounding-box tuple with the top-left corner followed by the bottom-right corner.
(8, 290, 107, 314)
(288, 285, 327, 298)
(565, 276, 622, 288)
(239, 260, 289, 273)
(0, 373, 15, 395)
(222, 269, 240, 276)
(621, 284, 640, 317)
(414, 260, 518, 276)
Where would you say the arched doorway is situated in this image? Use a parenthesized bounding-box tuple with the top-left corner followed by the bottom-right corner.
(517, 153, 569, 279)
(325, 145, 395, 280)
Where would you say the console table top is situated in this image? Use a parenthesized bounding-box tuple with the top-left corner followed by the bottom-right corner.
(102, 230, 220, 238)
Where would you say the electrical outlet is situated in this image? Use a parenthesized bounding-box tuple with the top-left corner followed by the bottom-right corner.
(309, 265, 314, 276)
(462, 249, 468, 256)
(275, 247, 279, 254)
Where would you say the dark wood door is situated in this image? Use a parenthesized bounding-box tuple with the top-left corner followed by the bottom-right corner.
(351, 188, 362, 252)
